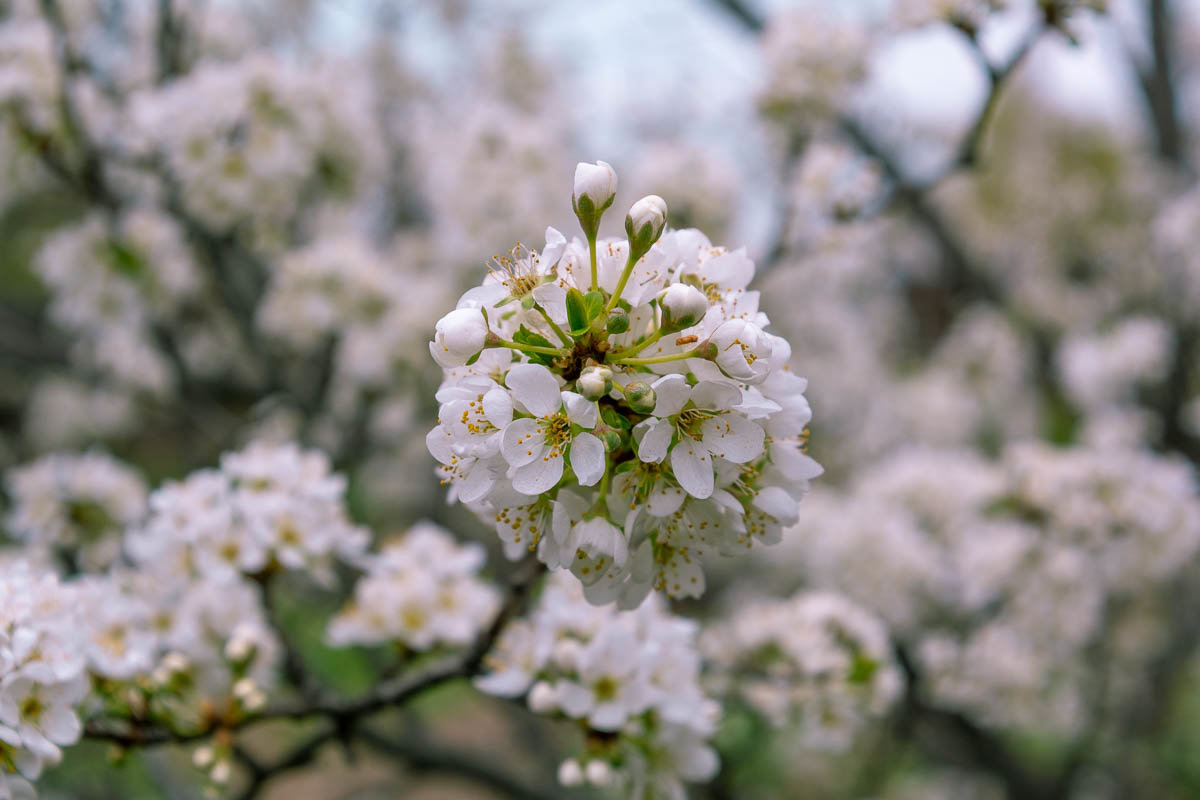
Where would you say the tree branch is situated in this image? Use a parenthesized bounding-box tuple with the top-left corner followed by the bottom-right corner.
(84, 558, 547, 748)
(358, 726, 574, 800)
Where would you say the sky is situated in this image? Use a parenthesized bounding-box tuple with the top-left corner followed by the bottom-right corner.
(312, 0, 1197, 250)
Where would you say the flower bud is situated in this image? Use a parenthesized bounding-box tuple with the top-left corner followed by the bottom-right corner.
(573, 161, 617, 222)
(585, 760, 614, 787)
(624, 382, 656, 414)
(210, 759, 232, 785)
(430, 307, 489, 369)
(558, 759, 584, 788)
(658, 282, 709, 331)
(606, 309, 630, 334)
(192, 745, 216, 769)
(528, 681, 558, 713)
(625, 195, 668, 260)
(224, 625, 259, 667)
(576, 365, 613, 401)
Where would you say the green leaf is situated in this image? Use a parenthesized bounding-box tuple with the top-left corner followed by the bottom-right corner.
(514, 326, 557, 365)
(600, 406, 631, 430)
(103, 239, 144, 279)
(584, 290, 605, 320)
(848, 653, 878, 685)
(566, 288, 589, 334)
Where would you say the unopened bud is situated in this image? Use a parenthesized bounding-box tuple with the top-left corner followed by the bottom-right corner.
(225, 627, 258, 667)
(528, 681, 558, 713)
(606, 309, 630, 334)
(192, 745, 216, 770)
(558, 759, 584, 788)
(625, 382, 656, 414)
(430, 307, 489, 369)
(161, 651, 190, 675)
(576, 365, 614, 400)
(573, 160, 617, 239)
(210, 759, 232, 785)
(585, 760, 614, 787)
(658, 282, 708, 331)
(625, 195, 668, 261)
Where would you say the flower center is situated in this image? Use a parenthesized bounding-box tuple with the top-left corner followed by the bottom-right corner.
(488, 243, 545, 300)
(539, 412, 572, 450)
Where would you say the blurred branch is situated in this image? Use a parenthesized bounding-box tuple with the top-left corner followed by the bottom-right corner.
(1131, 0, 1187, 165)
(358, 726, 575, 800)
(893, 644, 1057, 800)
(951, 22, 1046, 170)
(707, 0, 764, 32)
(84, 557, 546, 747)
(231, 727, 335, 800)
(155, 0, 187, 84)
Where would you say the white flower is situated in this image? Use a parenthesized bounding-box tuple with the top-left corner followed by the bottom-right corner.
(634, 375, 765, 499)
(430, 307, 489, 369)
(500, 364, 605, 494)
(566, 516, 630, 584)
(0, 674, 87, 766)
(707, 319, 778, 384)
(327, 522, 500, 652)
(554, 624, 650, 731)
(573, 161, 617, 212)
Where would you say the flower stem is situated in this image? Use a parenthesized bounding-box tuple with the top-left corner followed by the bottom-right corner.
(606, 328, 666, 362)
(588, 233, 599, 293)
(602, 252, 637, 317)
(614, 347, 701, 367)
(536, 305, 571, 346)
(496, 339, 567, 358)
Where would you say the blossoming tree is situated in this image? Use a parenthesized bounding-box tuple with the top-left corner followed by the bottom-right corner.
(1, 0, 1200, 799)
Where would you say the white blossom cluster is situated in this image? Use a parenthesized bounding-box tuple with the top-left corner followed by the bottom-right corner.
(130, 54, 381, 242)
(702, 591, 902, 751)
(34, 210, 203, 396)
(427, 161, 821, 606)
(77, 570, 280, 699)
(327, 521, 499, 652)
(477, 572, 719, 800)
(0, 9, 59, 134)
(0, 564, 87, 800)
(126, 440, 368, 584)
(4, 451, 147, 572)
(760, 7, 871, 126)
(783, 443, 1200, 732)
(257, 235, 447, 391)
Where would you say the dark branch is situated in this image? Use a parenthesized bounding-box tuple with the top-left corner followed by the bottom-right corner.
(84, 558, 547, 748)
(358, 727, 573, 800)
(707, 0, 763, 32)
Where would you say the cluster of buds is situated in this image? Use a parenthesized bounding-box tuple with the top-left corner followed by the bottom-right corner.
(427, 162, 821, 605)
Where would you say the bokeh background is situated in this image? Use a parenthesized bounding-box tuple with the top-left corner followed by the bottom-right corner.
(5, 0, 1200, 797)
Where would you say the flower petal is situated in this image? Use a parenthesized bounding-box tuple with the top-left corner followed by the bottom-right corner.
(701, 414, 764, 464)
(562, 391, 598, 428)
(505, 364, 561, 418)
(512, 451, 564, 495)
(635, 418, 673, 463)
(570, 433, 606, 487)
(500, 418, 543, 467)
(689, 381, 741, 411)
(650, 374, 691, 417)
(671, 444, 714, 499)
(482, 388, 514, 428)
